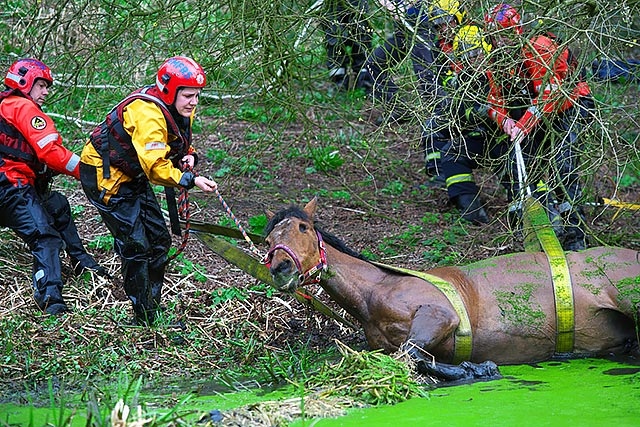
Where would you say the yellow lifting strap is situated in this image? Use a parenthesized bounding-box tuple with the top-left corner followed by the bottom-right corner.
(522, 198, 575, 353)
(602, 197, 640, 222)
(372, 261, 473, 364)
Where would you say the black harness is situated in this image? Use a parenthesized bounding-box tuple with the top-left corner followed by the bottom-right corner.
(89, 86, 191, 180)
(0, 89, 44, 172)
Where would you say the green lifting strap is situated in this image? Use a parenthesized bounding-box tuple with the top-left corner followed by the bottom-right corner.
(372, 261, 473, 363)
(522, 198, 575, 353)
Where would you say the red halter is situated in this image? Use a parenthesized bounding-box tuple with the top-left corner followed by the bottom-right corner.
(262, 230, 327, 285)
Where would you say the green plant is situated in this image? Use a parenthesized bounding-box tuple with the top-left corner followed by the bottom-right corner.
(167, 251, 208, 282)
(88, 235, 114, 251)
(303, 341, 428, 406)
(308, 146, 344, 172)
(206, 148, 229, 164)
(381, 180, 404, 196)
(248, 214, 268, 235)
(257, 341, 326, 383)
(210, 287, 248, 306)
(331, 190, 351, 201)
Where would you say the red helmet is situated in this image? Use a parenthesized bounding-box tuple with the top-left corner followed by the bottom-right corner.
(155, 56, 206, 105)
(4, 58, 53, 94)
(485, 4, 523, 35)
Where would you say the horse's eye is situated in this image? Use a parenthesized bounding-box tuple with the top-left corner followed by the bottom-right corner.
(299, 223, 308, 233)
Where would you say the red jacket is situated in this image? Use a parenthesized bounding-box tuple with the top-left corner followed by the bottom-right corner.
(0, 92, 80, 186)
(488, 34, 591, 134)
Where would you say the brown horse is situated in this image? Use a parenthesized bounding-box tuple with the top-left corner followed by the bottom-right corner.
(264, 198, 640, 381)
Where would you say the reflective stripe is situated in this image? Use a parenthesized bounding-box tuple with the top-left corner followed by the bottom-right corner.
(5, 72, 21, 85)
(544, 83, 559, 93)
(372, 261, 472, 363)
(36, 133, 59, 148)
(527, 106, 542, 119)
(328, 67, 346, 78)
(66, 153, 80, 173)
(446, 173, 474, 187)
(145, 141, 167, 151)
(535, 180, 550, 192)
(557, 201, 572, 213)
(508, 201, 523, 213)
(426, 152, 441, 161)
(34, 269, 44, 282)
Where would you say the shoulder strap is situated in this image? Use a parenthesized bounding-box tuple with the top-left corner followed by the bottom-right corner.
(371, 261, 473, 363)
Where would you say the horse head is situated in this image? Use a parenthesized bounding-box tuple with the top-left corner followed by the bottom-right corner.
(263, 197, 327, 293)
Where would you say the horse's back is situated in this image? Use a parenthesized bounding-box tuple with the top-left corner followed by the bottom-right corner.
(566, 246, 640, 285)
(453, 246, 640, 363)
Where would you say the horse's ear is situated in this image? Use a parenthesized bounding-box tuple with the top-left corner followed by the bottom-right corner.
(303, 196, 318, 219)
(265, 209, 275, 220)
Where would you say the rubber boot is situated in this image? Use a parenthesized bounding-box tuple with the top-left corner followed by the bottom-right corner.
(122, 261, 156, 326)
(60, 221, 109, 277)
(355, 67, 374, 94)
(562, 209, 588, 251)
(454, 194, 489, 224)
(331, 72, 349, 92)
(34, 283, 68, 315)
(374, 107, 410, 126)
(149, 262, 166, 309)
(30, 236, 69, 315)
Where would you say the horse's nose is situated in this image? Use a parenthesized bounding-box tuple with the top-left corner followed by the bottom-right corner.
(270, 258, 293, 277)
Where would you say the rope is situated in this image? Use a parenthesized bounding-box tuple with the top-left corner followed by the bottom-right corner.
(166, 164, 195, 265)
(513, 134, 532, 200)
(214, 187, 263, 257)
(166, 186, 191, 264)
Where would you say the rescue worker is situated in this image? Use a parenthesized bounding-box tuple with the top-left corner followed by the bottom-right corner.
(420, 0, 466, 183)
(438, 24, 504, 224)
(0, 58, 107, 315)
(323, 0, 375, 92)
(79, 56, 219, 325)
(363, 0, 441, 125)
(484, 3, 594, 250)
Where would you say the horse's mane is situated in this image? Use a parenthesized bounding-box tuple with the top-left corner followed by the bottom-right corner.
(265, 206, 368, 261)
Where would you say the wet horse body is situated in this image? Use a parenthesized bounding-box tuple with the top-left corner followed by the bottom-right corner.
(265, 199, 640, 377)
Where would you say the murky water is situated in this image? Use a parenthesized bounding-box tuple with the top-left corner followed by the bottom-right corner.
(291, 358, 640, 427)
(1, 357, 639, 425)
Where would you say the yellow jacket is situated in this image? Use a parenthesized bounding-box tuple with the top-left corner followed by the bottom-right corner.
(81, 99, 195, 203)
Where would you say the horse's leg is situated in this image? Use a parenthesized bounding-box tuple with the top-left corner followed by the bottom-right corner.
(415, 359, 501, 382)
(405, 305, 502, 382)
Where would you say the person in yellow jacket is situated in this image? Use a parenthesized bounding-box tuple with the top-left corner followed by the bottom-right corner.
(80, 56, 218, 325)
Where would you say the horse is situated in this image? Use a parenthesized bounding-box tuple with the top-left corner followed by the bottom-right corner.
(263, 197, 640, 381)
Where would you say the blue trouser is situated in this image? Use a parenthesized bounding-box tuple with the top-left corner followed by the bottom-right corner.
(0, 174, 66, 310)
(441, 127, 509, 199)
(364, 22, 436, 111)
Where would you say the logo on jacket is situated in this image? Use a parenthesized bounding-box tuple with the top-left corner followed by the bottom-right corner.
(31, 116, 47, 130)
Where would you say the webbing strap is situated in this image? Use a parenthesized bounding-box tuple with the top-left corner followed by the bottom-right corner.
(523, 198, 575, 353)
(372, 261, 472, 363)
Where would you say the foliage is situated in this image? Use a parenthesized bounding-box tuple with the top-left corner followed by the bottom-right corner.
(303, 340, 429, 406)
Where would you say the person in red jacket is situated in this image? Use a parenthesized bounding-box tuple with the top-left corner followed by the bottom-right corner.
(80, 56, 218, 325)
(0, 58, 107, 315)
(484, 4, 594, 251)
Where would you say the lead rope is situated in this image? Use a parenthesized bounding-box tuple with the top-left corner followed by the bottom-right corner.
(214, 187, 263, 257)
(166, 167, 193, 265)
